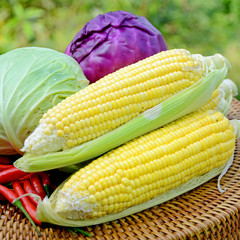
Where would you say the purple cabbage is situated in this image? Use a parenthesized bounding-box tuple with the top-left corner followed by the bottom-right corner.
(65, 11, 167, 83)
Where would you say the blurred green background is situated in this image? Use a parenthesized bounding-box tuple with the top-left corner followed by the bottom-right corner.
(0, 0, 239, 98)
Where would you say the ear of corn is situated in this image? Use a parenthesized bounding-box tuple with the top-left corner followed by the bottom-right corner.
(14, 51, 230, 172)
(198, 79, 237, 114)
(58, 78, 238, 174)
(36, 110, 240, 227)
(22, 49, 206, 155)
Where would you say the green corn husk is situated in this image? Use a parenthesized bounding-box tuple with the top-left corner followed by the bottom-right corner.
(14, 53, 231, 172)
(212, 79, 238, 115)
(35, 117, 240, 227)
(58, 78, 238, 174)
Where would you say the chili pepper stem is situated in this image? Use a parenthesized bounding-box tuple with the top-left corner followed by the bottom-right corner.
(66, 228, 78, 237)
(70, 227, 91, 237)
(13, 198, 42, 236)
(39, 172, 51, 197)
(43, 185, 51, 197)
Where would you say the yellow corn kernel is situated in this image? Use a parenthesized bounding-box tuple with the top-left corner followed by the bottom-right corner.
(199, 89, 221, 112)
(22, 49, 205, 155)
(54, 110, 236, 220)
(198, 79, 238, 114)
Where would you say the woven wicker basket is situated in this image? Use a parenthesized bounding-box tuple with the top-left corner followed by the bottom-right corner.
(1, 98, 240, 240)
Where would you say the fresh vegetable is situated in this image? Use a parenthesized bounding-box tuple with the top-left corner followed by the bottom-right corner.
(0, 167, 28, 184)
(23, 179, 40, 206)
(55, 79, 238, 174)
(0, 164, 14, 171)
(0, 184, 17, 203)
(12, 181, 42, 226)
(18, 173, 33, 182)
(30, 173, 47, 200)
(39, 172, 51, 197)
(0, 184, 41, 235)
(65, 10, 167, 83)
(36, 110, 240, 226)
(15, 50, 230, 172)
(22, 48, 205, 155)
(0, 47, 89, 155)
(198, 79, 238, 115)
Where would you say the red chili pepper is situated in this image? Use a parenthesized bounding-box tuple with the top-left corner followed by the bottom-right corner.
(0, 167, 28, 184)
(0, 184, 16, 202)
(0, 155, 11, 164)
(0, 193, 6, 201)
(23, 180, 39, 206)
(39, 172, 51, 197)
(39, 172, 50, 186)
(12, 181, 42, 226)
(30, 174, 46, 200)
(17, 173, 34, 183)
(0, 164, 14, 172)
(0, 184, 41, 236)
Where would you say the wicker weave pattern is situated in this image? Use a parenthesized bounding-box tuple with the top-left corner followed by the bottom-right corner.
(1, 98, 240, 240)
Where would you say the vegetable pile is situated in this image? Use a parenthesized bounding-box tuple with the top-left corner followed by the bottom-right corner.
(0, 10, 239, 237)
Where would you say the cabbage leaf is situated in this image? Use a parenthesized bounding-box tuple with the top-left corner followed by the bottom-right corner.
(0, 47, 89, 154)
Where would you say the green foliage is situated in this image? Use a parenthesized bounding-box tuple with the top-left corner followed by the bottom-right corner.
(0, 0, 239, 98)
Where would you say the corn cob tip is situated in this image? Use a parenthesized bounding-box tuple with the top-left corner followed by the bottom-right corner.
(21, 119, 65, 155)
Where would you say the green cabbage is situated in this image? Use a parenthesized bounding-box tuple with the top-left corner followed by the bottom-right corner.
(0, 47, 89, 155)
